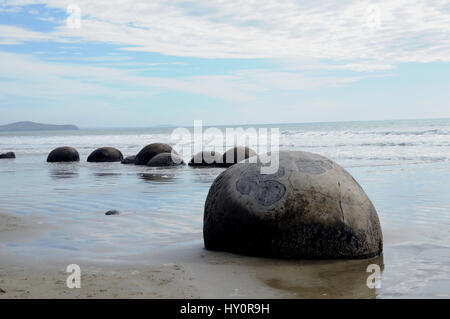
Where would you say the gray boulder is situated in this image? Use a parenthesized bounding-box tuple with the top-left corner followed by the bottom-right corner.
(0, 152, 15, 159)
(135, 143, 175, 165)
(189, 151, 223, 167)
(147, 152, 185, 167)
(221, 146, 257, 167)
(87, 147, 123, 162)
(121, 155, 136, 164)
(204, 151, 383, 259)
(47, 147, 80, 163)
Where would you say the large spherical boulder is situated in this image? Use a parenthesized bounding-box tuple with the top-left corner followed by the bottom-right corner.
(134, 143, 175, 165)
(87, 147, 123, 162)
(189, 151, 223, 167)
(0, 152, 15, 159)
(147, 152, 185, 167)
(121, 155, 136, 164)
(221, 146, 257, 167)
(47, 147, 80, 163)
(204, 151, 383, 259)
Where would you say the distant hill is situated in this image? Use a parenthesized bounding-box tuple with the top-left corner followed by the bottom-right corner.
(0, 121, 79, 132)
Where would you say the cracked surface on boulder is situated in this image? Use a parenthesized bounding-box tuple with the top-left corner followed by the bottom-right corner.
(203, 151, 383, 259)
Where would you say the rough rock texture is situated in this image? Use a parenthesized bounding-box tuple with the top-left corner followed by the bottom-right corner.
(147, 152, 185, 167)
(189, 151, 223, 167)
(87, 147, 123, 162)
(221, 146, 257, 167)
(46, 147, 80, 163)
(204, 151, 383, 259)
(0, 152, 15, 159)
(121, 155, 136, 165)
(134, 143, 175, 165)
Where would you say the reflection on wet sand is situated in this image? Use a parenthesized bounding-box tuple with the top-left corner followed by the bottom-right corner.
(139, 173, 175, 183)
(85, 163, 123, 179)
(262, 255, 384, 298)
(189, 167, 225, 184)
(92, 172, 121, 178)
(198, 249, 384, 298)
(48, 163, 79, 180)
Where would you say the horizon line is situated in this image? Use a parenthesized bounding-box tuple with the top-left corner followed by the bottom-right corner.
(80, 116, 450, 130)
(1, 116, 449, 131)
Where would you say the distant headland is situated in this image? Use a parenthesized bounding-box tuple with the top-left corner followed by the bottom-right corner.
(0, 121, 79, 132)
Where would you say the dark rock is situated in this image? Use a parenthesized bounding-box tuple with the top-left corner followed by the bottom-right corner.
(147, 152, 185, 167)
(47, 147, 80, 163)
(221, 146, 257, 167)
(134, 143, 176, 165)
(121, 155, 136, 164)
(188, 151, 223, 167)
(87, 147, 123, 162)
(105, 210, 120, 215)
(204, 151, 383, 259)
(0, 152, 15, 159)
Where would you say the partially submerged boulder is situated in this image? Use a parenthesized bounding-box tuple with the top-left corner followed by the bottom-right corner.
(87, 147, 123, 162)
(221, 146, 257, 167)
(121, 155, 136, 165)
(47, 147, 80, 163)
(204, 151, 383, 259)
(147, 152, 185, 167)
(0, 152, 15, 159)
(189, 151, 223, 167)
(105, 210, 120, 216)
(135, 143, 175, 165)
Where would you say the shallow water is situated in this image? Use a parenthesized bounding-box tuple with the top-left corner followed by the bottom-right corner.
(0, 118, 449, 298)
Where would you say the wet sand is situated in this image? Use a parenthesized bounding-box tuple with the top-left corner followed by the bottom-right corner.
(0, 212, 382, 299)
(0, 212, 50, 243)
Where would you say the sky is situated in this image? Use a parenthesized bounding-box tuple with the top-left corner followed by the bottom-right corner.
(0, 0, 449, 128)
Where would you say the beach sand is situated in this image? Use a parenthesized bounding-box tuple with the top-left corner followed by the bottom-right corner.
(0, 212, 381, 299)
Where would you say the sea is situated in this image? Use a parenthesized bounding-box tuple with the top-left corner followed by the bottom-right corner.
(0, 118, 449, 298)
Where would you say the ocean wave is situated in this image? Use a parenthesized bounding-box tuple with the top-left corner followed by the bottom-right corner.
(281, 129, 450, 137)
(335, 155, 449, 162)
(354, 129, 450, 136)
(278, 142, 449, 148)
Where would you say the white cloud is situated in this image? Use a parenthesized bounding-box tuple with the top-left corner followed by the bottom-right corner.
(2, 0, 450, 65)
(278, 59, 395, 72)
(0, 24, 55, 44)
(1, 1, 449, 126)
(0, 51, 373, 105)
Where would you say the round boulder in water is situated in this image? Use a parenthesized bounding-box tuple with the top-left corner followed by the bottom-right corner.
(204, 151, 383, 259)
(87, 147, 123, 163)
(189, 151, 223, 167)
(135, 143, 175, 165)
(105, 210, 120, 216)
(0, 152, 15, 159)
(121, 155, 136, 164)
(221, 146, 257, 167)
(47, 147, 80, 163)
(147, 152, 185, 167)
